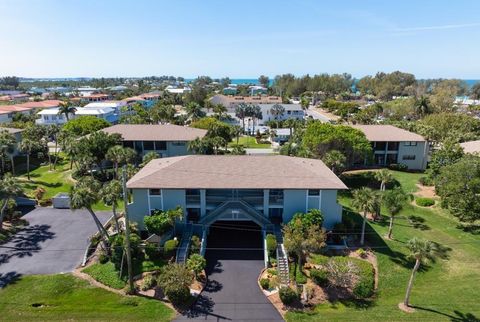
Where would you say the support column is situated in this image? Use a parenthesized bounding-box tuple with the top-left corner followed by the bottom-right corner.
(263, 189, 269, 216)
(200, 189, 206, 217)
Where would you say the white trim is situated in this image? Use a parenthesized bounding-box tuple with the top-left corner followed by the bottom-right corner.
(147, 189, 152, 214)
(161, 189, 164, 210)
(319, 190, 322, 210)
(305, 191, 308, 212)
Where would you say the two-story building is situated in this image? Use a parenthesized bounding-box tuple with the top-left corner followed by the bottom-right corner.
(100, 124, 207, 157)
(352, 125, 429, 170)
(0, 127, 24, 156)
(126, 155, 347, 234)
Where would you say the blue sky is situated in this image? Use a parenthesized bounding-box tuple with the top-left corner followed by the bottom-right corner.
(1, 0, 479, 79)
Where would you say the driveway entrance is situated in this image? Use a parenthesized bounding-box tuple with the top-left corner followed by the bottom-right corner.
(175, 220, 283, 321)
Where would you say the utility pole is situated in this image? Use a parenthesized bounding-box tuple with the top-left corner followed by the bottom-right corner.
(122, 165, 134, 292)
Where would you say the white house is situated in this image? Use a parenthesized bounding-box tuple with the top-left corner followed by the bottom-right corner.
(75, 106, 118, 123)
(36, 107, 72, 125)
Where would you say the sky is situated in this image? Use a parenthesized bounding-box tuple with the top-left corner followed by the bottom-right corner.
(1, 0, 479, 79)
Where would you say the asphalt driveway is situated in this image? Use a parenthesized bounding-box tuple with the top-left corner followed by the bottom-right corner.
(0, 207, 111, 286)
(176, 221, 284, 322)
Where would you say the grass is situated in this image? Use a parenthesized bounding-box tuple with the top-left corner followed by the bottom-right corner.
(14, 156, 120, 211)
(289, 261, 308, 284)
(83, 257, 167, 289)
(0, 274, 174, 321)
(228, 136, 271, 148)
(286, 170, 480, 321)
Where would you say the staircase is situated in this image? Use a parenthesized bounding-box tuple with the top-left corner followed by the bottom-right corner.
(274, 225, 290, 286)
(199, 200, 272, 228)
(176, 224, 192, 264)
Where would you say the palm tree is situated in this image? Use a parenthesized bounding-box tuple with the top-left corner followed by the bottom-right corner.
(300, 96, 310, 110)
(185, 102, 205, 121)
(414, 96, 431, 117)
(106, 146, 136, 179)
(383, 188, 407, 239)
(141, 151, 159, 167)
(188, 137, 205, 154)
(213, 104, 227, 119)
(235, 103, 248, 132)
(101, 180, 122, 232)
(249, 104, 262, 134)
(70, 177, 109, 242)
(0, 130, 16, 175)
(270, 103, 285, 120)
(57, 100, 76, 121)
(402, 238, 436, 309)
(351, 187, 380, 245)
(0, 174, 23, 230)
(322, 150, 346, 175)
(375, 168, 393, 191)
(19, 138, 40, 181)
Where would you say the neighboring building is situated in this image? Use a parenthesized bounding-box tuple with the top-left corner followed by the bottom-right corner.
(165, 85, 191, 94)
(76, 86, 98, 97)
(222, 87, 237, 95)
(352, 125, 428, 170)
(79, 94, 110, 103)
(126, 155, 346, 234)
(0, 105, 34, 123)
(36, 107, 72, 125)
(460, 140, 480, 154)
(75, 106, 118, 123)
(100, 124, 207, 156)
(271, 128, 292, 144)
(84, 101, 127, 114)
(209, 94, 282, 111)
(259, 104, 305, 124)
(0, 127, 24, 156)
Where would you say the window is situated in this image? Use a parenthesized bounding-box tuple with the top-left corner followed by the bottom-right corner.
(374, 142, 386, 151)
(186, 208, 200, 222)
(149, 189, 161, 196)
(268, 208, 283, 219)
(143, 141, 154, 150)
(123, 141, 134, 149)
(386, 153, 398, 165)
(269, 189, 284, 204)
(387, 142, 399, 151)
(404, 142, 418, 146)
(172, 142, 186, 146)
(155, 141, 167, 150)
(402, 155, 416, 160)
(308, 189, 320, 196)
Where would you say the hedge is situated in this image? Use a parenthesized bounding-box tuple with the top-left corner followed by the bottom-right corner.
(266, 234, 277, 256)
(416, 197, 435, 207)
(279, 287, 298, 305)
(310, 268, 328, 287)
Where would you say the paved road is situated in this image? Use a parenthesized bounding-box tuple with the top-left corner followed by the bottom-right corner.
(306, 108, 332, 122)
(245, 148, 275, 155)
(0, 208, 111, 286)
(176, 221, 284, 322)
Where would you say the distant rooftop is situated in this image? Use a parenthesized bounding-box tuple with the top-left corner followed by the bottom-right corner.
(127, 155, 347, 190)
(0, 127, 24, 134)
(101, 124, 207, 141)
(352, 125, 425, 142)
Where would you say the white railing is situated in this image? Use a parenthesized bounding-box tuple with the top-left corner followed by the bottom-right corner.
(263, 230, 268, 268)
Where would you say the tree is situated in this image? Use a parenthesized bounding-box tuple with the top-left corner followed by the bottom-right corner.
(19, 138, 42, 181)
(230, 144, 246, 155)
(416, 113, 480, 144)
(322, 150, 346, 174)
(235, 103, 248, 131)
(150, 103, 176, 124)
(413, 96, 431, 117)
(246, 104, 262, 134)
(212, 104, 227, 119)
(157, 263, 193, 305)
(375, 169, 393, 191)
(435, 155, 480, 224)
(1, 76, 20, 89)
(283, 216, 326, 279)
(141, 151, 159, 166)
(258, 75, 270, 88)
(300, 96, 310, 110)
(70, 177, 109, 242)
(106, 145, 136, 179)
(302, 122, 372, 167)
(351, 188, 380, 245)
(77, 132, 122, 175)
(57, 100, 76, 121)
(0, 130, 16, 175)
(470, 82, 480, 100)
(402, 238, 437, 309)
(144, 207, 183, 236)
(101, 180, 123, 232)
(0, 174, 22, 230)
(383, 188, 407, 239)
(186, 254, 206, 280)
(427, 139, 464, 180)
(63, 116, 110, 136)
(270, 104, 285, 120)
(185, 102, 206, 121)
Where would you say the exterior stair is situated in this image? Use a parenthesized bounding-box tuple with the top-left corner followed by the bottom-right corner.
(274, 224, 290, 285)
(176, 224, 192, 264)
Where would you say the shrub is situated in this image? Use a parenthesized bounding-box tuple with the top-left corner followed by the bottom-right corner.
(270, 258, 277, 267)
(145, 243, 162, 260)
(267, 268, 277, 276)
(325, 258, 359, 289)
(266, 234, 277, 256)
(352, 259, 375, 298)
(98, 253, 109, 264)
(164, 239, 178, 258)
(164, 283, 191, 305)
(279, 287, 298, 305)
(310, 268, 328, 287)
(260, 278, 270, 290)
(110, 232, 143, 270)
(190, 235, 201, 254)
(140, 274, 157, 291)
(388, 163, 408, 171)
(356, 248, 367, 258)
(419, 176, 434, 186)
(186, 254, 206, 280)
(416, 197, 435, 207)
(144, 207, 183, 236)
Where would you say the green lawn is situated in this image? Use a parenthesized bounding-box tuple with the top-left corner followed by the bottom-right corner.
(229, 136, 271, 148)
(15, 157, 119, 212)
(0, 274, 174, 321)
(287, 170, 480, 321)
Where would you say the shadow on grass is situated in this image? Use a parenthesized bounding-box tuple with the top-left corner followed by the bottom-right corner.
(411, 306, 480, 322)
(0, 271, 22, 288)
(340, 172, 401, 192)
(407, 215, 430, 231)
(456, 224, 480, 235)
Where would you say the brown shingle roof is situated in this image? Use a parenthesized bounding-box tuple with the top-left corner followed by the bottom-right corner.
(460, 140, 480, 154)
(352, 125, 425, 142)
(101, 124, 207, 141)
(127, 155, 347, 190)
